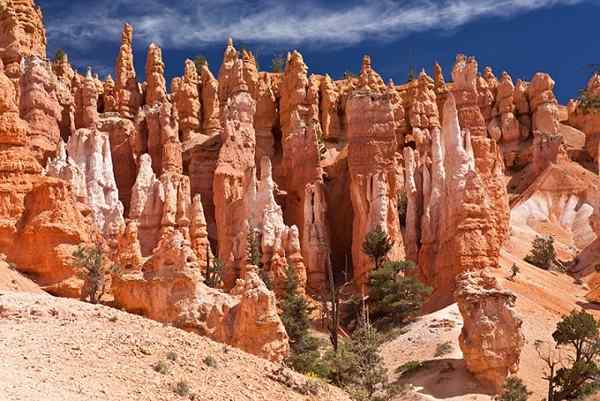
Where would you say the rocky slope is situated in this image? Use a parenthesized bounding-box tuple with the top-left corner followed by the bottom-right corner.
(0, 291, 349, 401)
(2, 0, 600, 399)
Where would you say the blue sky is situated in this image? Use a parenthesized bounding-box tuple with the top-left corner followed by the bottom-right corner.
(38, 0, 600, 103)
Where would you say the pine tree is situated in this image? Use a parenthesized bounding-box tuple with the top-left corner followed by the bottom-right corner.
(524, 236, 556, 270)
(193, 55, 208, 71)
(73, 244, 106, 304)
(280, 264, 323, 374)
(368, 261, 431, 324)
(205, 244, 224, 288)
(271, 54, 286, 73)
(495, 377, 531, 401)
(362, 226, 394, 270)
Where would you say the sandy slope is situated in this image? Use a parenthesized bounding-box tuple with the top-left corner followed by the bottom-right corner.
(384, 248, 594, 401)
(0, 291, 350, 401)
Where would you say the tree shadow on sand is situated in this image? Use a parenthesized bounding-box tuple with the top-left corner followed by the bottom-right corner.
(393, 358, 495, 399)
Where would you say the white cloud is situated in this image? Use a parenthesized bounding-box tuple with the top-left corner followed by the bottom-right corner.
(44, 0, 585, 51)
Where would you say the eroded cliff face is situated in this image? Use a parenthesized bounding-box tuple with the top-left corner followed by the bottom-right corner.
(346, 56, 404, 289)
(1, 0, 587, 375)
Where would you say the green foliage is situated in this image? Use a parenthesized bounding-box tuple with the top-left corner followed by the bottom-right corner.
(53, 49, 67, 63)
(271, 54, 287, 73)
(540, 310, 600, 401)
(344, 71, 357, 80)
(434, 341, 453, 358)
(193, 55, 208, 71)
(280, 264, 324, 375)
(153, 360, 169, 375)
(397, 192, 408, 227)
(577, 90, 600, 114)
(396, 360, 425, 377)
(204, 244, 224, 288)
(510, 263, 520, 280)
(407, 66, 417, 82)
(495, 376, 531, 401)
(203, 355, 217, 368)
(368, 261, 431, 324)
(344, 322, 395, 400)
(247, 227, 262, 266)
(174, 380, 190, 397)
(362, 226, 394, 270)
(73, 244, 106, 304)
(524, 236, 556, 270)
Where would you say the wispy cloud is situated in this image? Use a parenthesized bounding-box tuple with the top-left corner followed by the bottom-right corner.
(44, 0, 585, 51)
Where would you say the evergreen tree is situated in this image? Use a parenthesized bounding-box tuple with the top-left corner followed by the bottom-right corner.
(193, 55, 208, 71)
(280, 264, 323, 374)
(368, 261, 431, 324)
(271, 54, 286, 73)
(204, 244, 224, 288)
(510, 264, 520, 280)
(495, 377, 531, 401)
(538, 310, 600, 401)
(524, 236, 556, 270)
(53, 48, 67, 63)
(73, 244, 106, 304)
(343, 317, 395, 400)
(362, 226, 394, 270)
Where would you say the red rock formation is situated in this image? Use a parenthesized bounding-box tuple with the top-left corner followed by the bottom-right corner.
(346, 55, 404, 289)
(528, 72, 560, 136)
(112, 229, 289, 362)
(408, 70, 440, 156)
(320, 74, 341, 141)
(241, 50, 278, 167)
(455, 271, 524, 392)
(19, 58, 61, 162)
(172, 59, 201, 143)
(213, 58, 257, 288)
(568, 72, 600, 170)
(145, 43, 167, 106)
(199, 63, 221, 136)
(451, 55, 510, 249)
(279, 50, 331, 294)
(0, 0, 46, 83)
(114, 23, 142, 119)
(97, 114, 139, 213)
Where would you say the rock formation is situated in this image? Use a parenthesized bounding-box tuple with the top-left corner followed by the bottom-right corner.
(172, 59, 201, 143)
(279, 50, 331, 294)
(213, 58, 257, 289)
(455, 271, 524, 392)
(115, 23, 142, 119)
(0, 56, 95, 298)
(0, 0, 46, 83)
(346, 55, 404, 289)
(145, 43, 167, 107)
(19, 57, 61, 162)
(112, 229, 289, 362)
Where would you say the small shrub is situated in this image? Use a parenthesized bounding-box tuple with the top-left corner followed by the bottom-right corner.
(167, 351, 178, 362)
(53, 48, 67, 63)
(362, 226, 394, 270)
(153, 360, 169, 374)
(434, 341, 453, 358)
(396, 360, 425, 377)
(271, 54, 287, 73)
(494, 376, 531, 401)
(397, 192, 408, 227)
(203, 355, 217, 368)
(510, 263, 520, 280)
(193, 55, 208, 71)
(174, 380, 190, 397)
(73, 244, 107, 304)
(524, 236, 556, 270)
